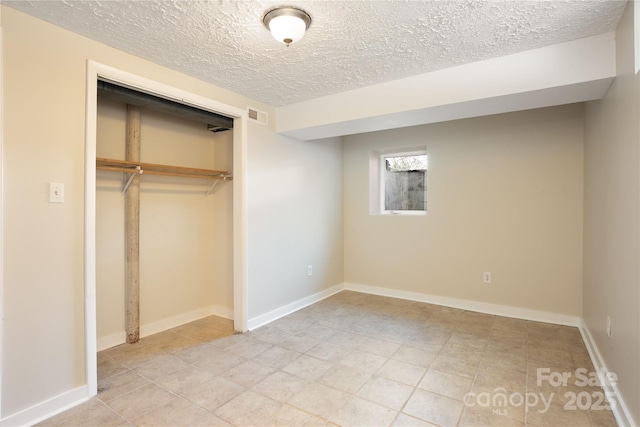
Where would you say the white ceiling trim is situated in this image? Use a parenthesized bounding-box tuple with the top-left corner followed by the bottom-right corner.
(276, 32, 616, 140)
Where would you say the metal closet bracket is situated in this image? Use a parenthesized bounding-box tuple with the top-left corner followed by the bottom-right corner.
(122, 166, 143, 194)
(205, 175, 229, 196)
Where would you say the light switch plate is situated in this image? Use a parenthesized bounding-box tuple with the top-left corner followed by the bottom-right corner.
(49, 182, 64, 203)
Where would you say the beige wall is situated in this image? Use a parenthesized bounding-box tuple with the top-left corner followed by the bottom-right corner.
(246, 123, 343, 318)
(96, 98, 233, 344)
(0, 6, 344, 418)
(583, 1, 640, 424)
(344, 105, 584, 318)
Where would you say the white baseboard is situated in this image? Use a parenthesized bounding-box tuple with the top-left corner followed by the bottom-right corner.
(140, 305, 233, 338)
(97, 331, 126, 352)
(247, 283, 344, 330)
(0, 385, 89, 427)
(344, 283, 581, 326)
(580, 320, 637, 427)
(209, 305, 234, 320)
(97, 304, 233, 351)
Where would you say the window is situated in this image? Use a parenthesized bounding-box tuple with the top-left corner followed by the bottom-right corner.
(370, 147, 427, 215)
(636, 2, 640, 74)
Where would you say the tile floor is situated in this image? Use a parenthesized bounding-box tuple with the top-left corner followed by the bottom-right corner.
(38, 291, 618, 426)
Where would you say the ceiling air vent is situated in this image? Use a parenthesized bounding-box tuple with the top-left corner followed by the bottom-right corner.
(247, 107, 268, 126)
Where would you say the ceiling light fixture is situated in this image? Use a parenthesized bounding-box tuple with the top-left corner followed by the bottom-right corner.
(263, 7, 311, 47)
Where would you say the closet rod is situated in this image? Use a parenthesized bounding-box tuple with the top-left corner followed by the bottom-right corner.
(140, 170, 227, 179)
(98, 165, 142, 174)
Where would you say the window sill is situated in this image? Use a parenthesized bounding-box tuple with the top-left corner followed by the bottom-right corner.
(381, 210, 427, 216)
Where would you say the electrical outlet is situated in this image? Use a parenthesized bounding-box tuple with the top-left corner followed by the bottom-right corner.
(307, 265, 313, 277)
(483, 272, 492, 284)
(606, 316, 611, 337)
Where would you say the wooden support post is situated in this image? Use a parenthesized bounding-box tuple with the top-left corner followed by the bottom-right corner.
(125, 105, 141, 344)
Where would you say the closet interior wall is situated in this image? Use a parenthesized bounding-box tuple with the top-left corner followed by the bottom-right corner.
(95, 97, 234, 349)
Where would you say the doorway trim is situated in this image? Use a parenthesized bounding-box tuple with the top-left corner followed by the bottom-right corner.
(84, 61, 248, 396)
(0, 18, 5, 420)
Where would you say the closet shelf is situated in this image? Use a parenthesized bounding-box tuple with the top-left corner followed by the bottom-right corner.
(97, 157, 232, 179)
(96, 157, 232, 195)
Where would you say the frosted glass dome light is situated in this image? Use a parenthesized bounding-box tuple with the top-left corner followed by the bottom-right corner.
(263, 7, 311, 47)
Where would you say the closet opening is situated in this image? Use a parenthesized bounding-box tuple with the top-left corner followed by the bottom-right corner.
(85, 62, 248, 397)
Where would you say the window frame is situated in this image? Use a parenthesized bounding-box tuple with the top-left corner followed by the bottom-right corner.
(379, 149, 427, 216)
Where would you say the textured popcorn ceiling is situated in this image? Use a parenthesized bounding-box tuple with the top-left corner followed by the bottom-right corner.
(5, 0, 627, 107)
